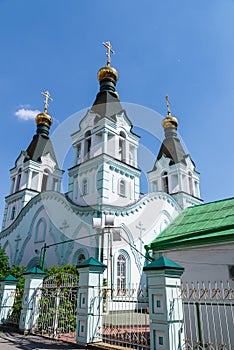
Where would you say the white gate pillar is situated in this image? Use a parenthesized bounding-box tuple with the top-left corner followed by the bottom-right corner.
(143, 256, 184, 350)
(0, 275, 18, 324)
(76, 257, 106, 345)
(19, 267, 46, 333)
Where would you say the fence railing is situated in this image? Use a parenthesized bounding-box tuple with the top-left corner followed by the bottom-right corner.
(96, 284, 150, 350)
(180, 280, 234, 350)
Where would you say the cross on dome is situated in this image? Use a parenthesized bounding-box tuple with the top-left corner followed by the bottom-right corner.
(102, 41, 115, 66)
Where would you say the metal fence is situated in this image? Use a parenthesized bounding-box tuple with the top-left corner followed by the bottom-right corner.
(181, 280, 234, 350)
(96, 284, 150, 350)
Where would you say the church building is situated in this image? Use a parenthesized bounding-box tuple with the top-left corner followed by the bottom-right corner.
(0, 43, 202, 287)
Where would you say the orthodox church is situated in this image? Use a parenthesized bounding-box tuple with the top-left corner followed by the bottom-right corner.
(0, 43, 202, 287)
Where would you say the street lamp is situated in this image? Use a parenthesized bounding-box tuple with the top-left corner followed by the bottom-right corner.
(92, 214, 116, 290)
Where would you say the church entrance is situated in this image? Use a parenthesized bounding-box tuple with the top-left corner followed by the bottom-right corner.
(32, 273, 78, 343)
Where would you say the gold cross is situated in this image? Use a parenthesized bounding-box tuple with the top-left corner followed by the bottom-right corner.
(41, 91, 53, 112)
(102, 41, 115, 66)
(165, 95, 171, 115)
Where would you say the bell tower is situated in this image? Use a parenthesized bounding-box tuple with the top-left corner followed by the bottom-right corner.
(68, 42, 141, 207)
(2, 91, 63, 230)
(148, 96, 203, 209)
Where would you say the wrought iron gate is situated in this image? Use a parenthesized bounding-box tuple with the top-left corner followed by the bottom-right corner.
(33, 273, 78, 343)
(97, 284, 150, 349)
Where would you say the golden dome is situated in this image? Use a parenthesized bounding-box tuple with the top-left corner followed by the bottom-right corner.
(98, 65, 118, 82)
(35, 111, 53, 127)
(162, 113, 178, 129)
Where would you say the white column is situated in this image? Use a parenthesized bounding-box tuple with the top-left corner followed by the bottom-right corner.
(143, 256, 184, 350)
(19, 268, 46, 333)
(102, 129, 108, 154)
(27, 169, 32, 189)
(0, 275, 18, 324)
(76, 258, 106, 344)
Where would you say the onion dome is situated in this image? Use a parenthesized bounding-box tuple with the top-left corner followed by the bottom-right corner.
(35, 91, 53, 137)
(162, 95, 178, 129)
(98, 65, 118, 82)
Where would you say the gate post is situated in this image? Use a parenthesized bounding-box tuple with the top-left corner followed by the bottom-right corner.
(19, 267, 46, 333)
(0, 275, 18, 324)
(76, 257, 106, 345)
(143, 256, 184, 350)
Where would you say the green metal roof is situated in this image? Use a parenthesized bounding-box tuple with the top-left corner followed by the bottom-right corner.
(148, 197, 234, 251)
(143, 256, 184, 271)
(23, 267, 46, 275)
(0, 274, 18, 282)
(77, 257, 107, 269)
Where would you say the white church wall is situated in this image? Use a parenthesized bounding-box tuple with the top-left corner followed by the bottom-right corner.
(157, 243, 234, 285)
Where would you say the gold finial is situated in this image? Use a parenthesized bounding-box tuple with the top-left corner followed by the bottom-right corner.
(102, 41, 115, 66)
(41, 91, 53, 112)
(165, 95, 171, 115)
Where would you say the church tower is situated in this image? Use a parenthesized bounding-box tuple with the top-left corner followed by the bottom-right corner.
(2, 92, 63, 230)
(68, 42, 141, 207)
(148, 96, 203, 209)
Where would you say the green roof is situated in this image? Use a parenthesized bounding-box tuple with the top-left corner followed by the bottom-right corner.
(77, 257, 107, 269)
(0, 274, 18, 282)
(143, 256, 184, 271)
(23, 267, 46, 275)
(148, 197, 234, 251)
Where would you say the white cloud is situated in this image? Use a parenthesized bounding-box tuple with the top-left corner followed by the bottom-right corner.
(15, 108, 40, 121)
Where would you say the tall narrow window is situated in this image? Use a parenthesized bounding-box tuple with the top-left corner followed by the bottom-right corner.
(162, 171, 169, 194)
(84, 131, 91, 160)
(15, 168, 22, 192)
(82, 179, 88, 196)
(76, 144, 81, 165)
(119, 179, 126, 197)
(10, 206, 16, 220)
(188, 172, 193, 195)
(41, 170, 49, 192)
(119, 132, 126, 162)
(117, 254, 126, 290)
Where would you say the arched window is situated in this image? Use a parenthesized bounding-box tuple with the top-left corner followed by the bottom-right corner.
(77, 253, 86, 264)
(84, 131, 91, 160)
(119, 179, 126, 197)
(10, 206, 16, 220)
(188, 172, 193, 195)
(41, 169, 50, 192)
(15, 168, 22, 192)
(82, 178, 88, 196)
(119, 132, 126, 162)
(162, 171, 169, 194)
(117, 254, 126, 290)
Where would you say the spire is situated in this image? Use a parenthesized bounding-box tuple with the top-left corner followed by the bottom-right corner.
(157, 96, 186, 164)
(35, 91, 53, 137)
(92, 42, 122, 119)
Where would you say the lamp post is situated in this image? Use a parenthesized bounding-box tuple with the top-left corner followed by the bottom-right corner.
(92, 214, 115, 290)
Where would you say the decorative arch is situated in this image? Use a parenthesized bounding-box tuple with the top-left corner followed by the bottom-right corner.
(27, 257, 40, 269)
(34, 217, 47, 243)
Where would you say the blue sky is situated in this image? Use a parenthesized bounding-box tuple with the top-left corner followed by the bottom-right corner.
(0, 0, 234, 224)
